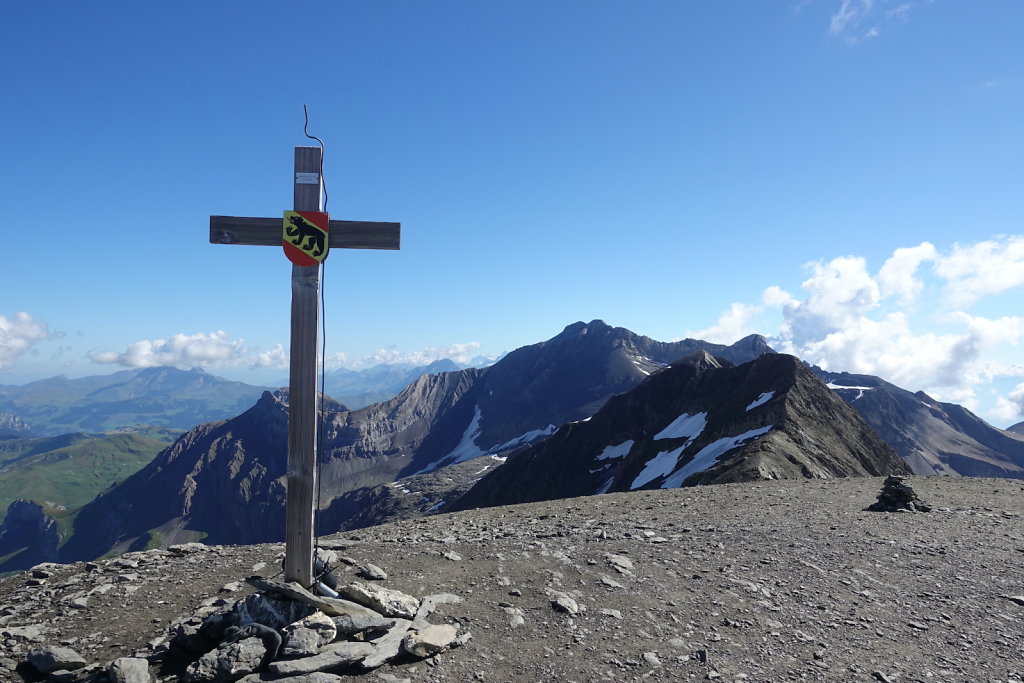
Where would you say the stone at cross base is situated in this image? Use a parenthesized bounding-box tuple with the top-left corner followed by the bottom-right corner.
(866, 474, 932, 512)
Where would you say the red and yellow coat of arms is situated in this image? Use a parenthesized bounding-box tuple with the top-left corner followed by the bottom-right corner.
(283, 211, 330, 266)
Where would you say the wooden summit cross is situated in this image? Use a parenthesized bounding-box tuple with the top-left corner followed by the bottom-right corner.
(209, 146, 400, 585)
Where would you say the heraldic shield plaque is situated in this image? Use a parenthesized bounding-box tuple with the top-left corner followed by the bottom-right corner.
(283, 211, 330, 266)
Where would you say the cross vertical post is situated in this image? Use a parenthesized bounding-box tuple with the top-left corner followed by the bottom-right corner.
(285, 146, 322, 586)
(208, 145, 399, 587)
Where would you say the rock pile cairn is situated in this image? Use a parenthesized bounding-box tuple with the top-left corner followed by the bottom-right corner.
(866, 475, 932, 513)
(169, 571, 469, 681)
(6, 547, 469, 683)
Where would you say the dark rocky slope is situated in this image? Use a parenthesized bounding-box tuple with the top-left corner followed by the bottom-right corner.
(0, 500, 60, 572)
(58, 390, 303, 558)
(817, 370, 1024, 478)
(453, 352, 907, 511)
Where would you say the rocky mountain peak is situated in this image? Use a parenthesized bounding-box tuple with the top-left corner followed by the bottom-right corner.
(259, 388, 348, 415)
(671, 349, 725, 373)
(559, 319, 611, 336)
(0, 411, 32, 437)
(727, 333, 773, 358)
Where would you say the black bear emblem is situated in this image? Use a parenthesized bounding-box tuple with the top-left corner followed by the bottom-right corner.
(285, 215, 326, 258)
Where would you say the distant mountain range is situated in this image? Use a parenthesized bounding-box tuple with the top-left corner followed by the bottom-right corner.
(0, 359, 498, 436)
(2, 319, 1022, 570)
(0, 367, 270, 436)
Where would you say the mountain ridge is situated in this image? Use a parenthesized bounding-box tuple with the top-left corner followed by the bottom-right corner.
(814, 368, 1024, 478)
(451, 351, 906, 511)
(48, 322, 772, 563)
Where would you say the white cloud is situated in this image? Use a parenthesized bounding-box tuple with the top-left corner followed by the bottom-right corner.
(827, 0, 922, 43)
(829, 0, 879, 41)
(992, 383, 1024, 422)
(779, 255, 880, 347)
(697, 235, 1024, 426)
(90, 331, 248, 369)
(685, 302, 762, 345)
(934, 235, 1024, 308)
(685, 287, 794, 344)
(886, 3, 912, 22)
(89, 334, 485, 374)
(252, 343, 288, 369)
(779, 309, 1023, 399)
(361, 342, 482, 368)
(877, 242, 936, 307)
(829, 0, 873, 35)
(323, 351, 351, 370)
(0, 312, 51, 367)
(761, 286, 795, 308)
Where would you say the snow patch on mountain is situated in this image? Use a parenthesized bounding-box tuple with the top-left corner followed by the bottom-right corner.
(414, 406, 484, 474)
(595, 440, 635, 461)
(630, 413, 710, 489)
(487, 424, 557, 454)
(662, 426, 774, 488)
(471, 454, 508, 476)
(826, 382, 875, 401)
(653, 412, 707, 441)
(746, 392, 775, 411)
(631, 446, 687, 490)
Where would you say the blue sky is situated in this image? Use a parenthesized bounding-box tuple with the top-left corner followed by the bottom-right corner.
(2, 1, 1022, 427)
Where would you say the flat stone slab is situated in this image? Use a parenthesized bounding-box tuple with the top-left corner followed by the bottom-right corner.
(28, 645, 87, 674)
(359, 618, 412, 670)
(267, 641, 373, 677)
(246, 577, 388, 619)
(402, 624, 458, 658)
(337, 582, 420, 619)
(239, 674, 347, 683)
(331, 612, 396, 638)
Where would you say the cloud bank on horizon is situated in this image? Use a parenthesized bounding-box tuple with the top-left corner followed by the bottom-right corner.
(687, 235, 1024, 423)
(82, 333, 485, 374)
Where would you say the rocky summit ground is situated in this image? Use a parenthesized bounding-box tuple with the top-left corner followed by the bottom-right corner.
(1, 476, 1022, 682)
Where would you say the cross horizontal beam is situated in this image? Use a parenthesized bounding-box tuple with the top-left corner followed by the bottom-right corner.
(210, 216, 400, 250)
